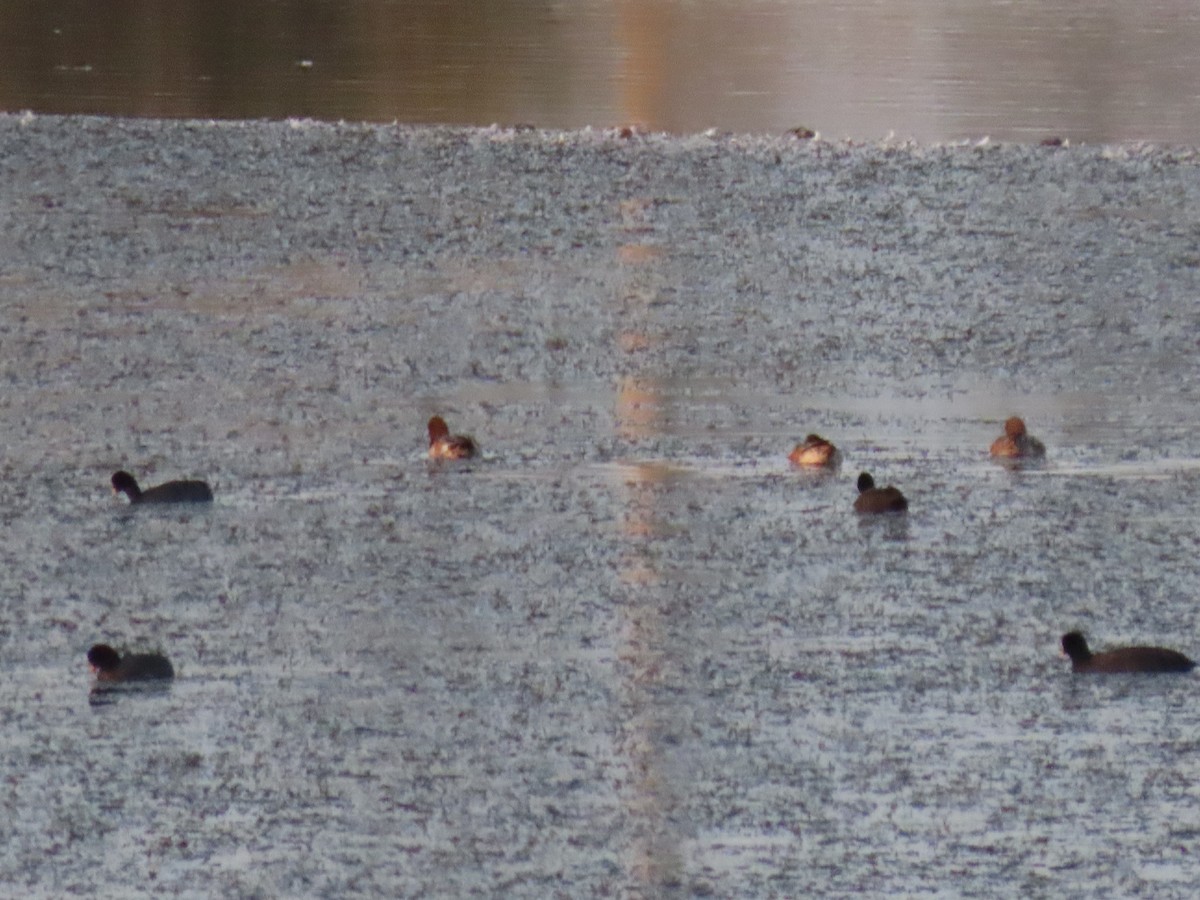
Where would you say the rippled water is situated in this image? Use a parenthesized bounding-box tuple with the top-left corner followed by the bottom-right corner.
(3, 116, 1200, 896)
(5, 0, 1200, 141)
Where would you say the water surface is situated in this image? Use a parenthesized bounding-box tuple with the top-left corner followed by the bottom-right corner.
(5, 0, 1200, 141)
(3, 117, 1200, 895)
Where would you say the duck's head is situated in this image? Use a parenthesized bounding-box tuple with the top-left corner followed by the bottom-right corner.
(428, 416, 450, 444)
(87, 643, 122, 674)
(1060, 631, 1091, 663)
(1004, 417, 1027, 438)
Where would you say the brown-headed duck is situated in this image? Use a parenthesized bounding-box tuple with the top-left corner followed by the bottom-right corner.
(112, 470, 212, 504)
(788, 434, 840, 469)
(989, 417, 1045, 459)
(853, 472, 908, 513)
(427, 416, 478, 460)
(1061, 631, 1194, 674)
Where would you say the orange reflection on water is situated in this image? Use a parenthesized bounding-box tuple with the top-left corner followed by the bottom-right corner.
(8, 0, 1200, 140)
(612, 443, 686, 893)
(616, 244, 664, 265)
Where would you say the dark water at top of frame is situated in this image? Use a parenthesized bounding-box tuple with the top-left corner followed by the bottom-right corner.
(5, 0, 1200, 143)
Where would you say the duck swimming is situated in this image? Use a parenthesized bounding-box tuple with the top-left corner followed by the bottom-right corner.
(87, 644, 175, 682)
(427, 416, 478, 460)
(112, 470, 213, 504)
(1060, 631, 1194, 674)
(853, 472, 908, 513)
(989, 417, 1045, 459)
(788, 434, 840, 469)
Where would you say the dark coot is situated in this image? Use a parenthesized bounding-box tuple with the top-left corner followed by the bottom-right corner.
(112, 470, 213, 504)
(1060, 631, 1195, 674)
(853, 472, 908, 514)
(87, 643, 175, 682)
